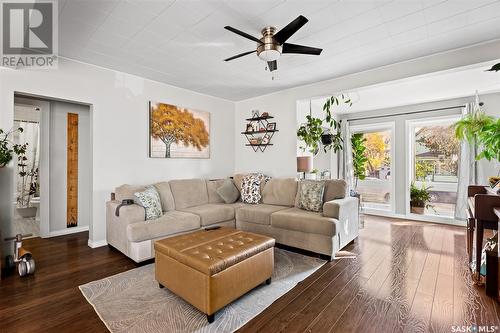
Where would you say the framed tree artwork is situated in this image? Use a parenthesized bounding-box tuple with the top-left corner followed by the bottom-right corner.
(149, 102, 210, 159)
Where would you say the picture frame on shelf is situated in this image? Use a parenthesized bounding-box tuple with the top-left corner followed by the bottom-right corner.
(246, 123, 253, 132)
(251, 110, 260, 119)
(266, 122, 276, 131)
(261, 134, 271, 145)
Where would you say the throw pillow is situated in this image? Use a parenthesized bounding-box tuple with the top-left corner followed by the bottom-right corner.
(134, 186, 162, 220)
(298, 180, 326, 212)
(216, 180, 240, 204)
(241, 173, 271, 204)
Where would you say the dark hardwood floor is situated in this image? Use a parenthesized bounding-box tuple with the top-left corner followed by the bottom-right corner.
(1, 216, 499, 332)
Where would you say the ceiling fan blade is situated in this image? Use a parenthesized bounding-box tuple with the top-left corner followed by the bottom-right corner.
(267, 60, 277, 72)
(224, 50, 256, 61)
(224, 26, 263, 44)
(273, 15, 309, 44)
(282, 43, 322, 55)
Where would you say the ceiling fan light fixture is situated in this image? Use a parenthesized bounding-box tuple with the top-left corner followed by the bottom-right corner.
(258, 49, 280, 62)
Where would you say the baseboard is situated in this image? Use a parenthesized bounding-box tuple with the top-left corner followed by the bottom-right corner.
(46, 226, 89, 238)
(88, 239, 108, 248)
(363, 211, 466, 227)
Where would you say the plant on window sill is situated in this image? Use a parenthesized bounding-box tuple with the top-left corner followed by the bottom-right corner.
(410, 182, 435, 214)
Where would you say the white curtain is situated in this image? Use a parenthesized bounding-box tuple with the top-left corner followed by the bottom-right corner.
(339, 120, 355, 194)
(14, 121, 40, 204)
(454, 103, 477, 220)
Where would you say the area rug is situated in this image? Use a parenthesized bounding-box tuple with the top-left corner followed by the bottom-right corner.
(79, 248, 325, 333)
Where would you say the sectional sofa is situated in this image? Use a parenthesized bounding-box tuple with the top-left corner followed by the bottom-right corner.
(106, 176, 359, 262)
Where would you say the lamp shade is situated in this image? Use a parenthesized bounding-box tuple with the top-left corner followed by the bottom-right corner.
(297, 156, 312, 173)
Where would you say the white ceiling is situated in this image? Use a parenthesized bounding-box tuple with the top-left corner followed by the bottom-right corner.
(58, 0, 500, 101)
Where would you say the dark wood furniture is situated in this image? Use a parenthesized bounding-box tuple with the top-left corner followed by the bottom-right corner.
(485, 208, 500, 299)
(467, 185, 500, 281)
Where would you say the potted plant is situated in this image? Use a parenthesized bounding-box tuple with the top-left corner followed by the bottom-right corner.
(297, 115, 323, 155)
(351, 133, 367, 192)
(322, 94, 352, 153)
(454, 111, 500, 161)
(410, 182, 434, 214)
(0, 127, 26, 168)
(297, 94, 352, 155)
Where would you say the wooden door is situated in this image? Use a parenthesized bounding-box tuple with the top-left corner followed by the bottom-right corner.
(67, 113, 78, 227)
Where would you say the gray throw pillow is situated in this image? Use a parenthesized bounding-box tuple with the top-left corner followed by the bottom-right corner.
(216, 180, 240, 204)
(298, 180, 326, 212)
(134, 186, 162, 220)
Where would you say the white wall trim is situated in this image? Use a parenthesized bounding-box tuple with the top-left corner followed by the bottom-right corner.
(88, 239, 108, 248)
(364, 210, 466, 227)
(45, 226, 89, 238)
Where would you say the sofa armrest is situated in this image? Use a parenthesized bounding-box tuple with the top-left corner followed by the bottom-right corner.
(106, 201, 146, 225)
(322, 197, 358, 219)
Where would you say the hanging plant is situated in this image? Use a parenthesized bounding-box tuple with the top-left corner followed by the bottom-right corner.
(322, 94, 352, 153)
(0, 127, 27, 168)
(454, 111, 500, 161)
(297, 115, 323, 154)
(297, 94, 353, 154)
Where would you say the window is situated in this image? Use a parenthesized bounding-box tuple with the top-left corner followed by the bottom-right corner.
(408, 116, 460, 217)
(351, 123, 395, 212)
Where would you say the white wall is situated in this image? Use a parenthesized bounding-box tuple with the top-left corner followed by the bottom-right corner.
(49, 101, 91, 234)
(0, 58, 235, 248)
(235, 40, 500, 178)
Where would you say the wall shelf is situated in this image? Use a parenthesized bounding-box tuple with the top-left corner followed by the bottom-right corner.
(242, 114, 277, 152)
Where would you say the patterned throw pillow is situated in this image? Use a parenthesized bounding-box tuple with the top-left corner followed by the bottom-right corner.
(134, 186, 162, 220)
(241, 173, 271, 204)
(298, 180, 326, 212)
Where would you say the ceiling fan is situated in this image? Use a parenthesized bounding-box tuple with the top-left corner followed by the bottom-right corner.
(223, 15, 322, 72)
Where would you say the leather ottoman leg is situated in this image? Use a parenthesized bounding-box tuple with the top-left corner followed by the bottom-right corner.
(207, 313, 215, 323)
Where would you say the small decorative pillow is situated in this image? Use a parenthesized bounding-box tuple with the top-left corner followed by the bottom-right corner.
(241, 173, 271, 204)
(298, 180, 326, 212)
(134, 186, 162, 220)
(216, 180, 240, 204)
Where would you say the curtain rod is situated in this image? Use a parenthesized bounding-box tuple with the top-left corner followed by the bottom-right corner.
(344, 103, 483, 123)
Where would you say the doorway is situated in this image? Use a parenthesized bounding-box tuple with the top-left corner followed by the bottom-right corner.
(12, 95, 91, 239)
(407, 116, 460, 218)
(350, 122, 396, 213)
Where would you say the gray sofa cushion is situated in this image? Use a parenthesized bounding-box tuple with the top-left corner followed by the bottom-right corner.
(216, 180, 240, 204)
(154, 181, 175, 212)
(271, 207, 337, 236)
(236, 204, 288, 225)
(294, 179, 347, 207)
(169, 179, 209, 209)
(323, 179, 347, 201)
(126, 211, 200, 242)
(262, 178, 298, 207)
(233, 174, 246, 193)
(206, 179, 226, 204)
(115, 184, 146, 202)
(181, 204, 235, 226)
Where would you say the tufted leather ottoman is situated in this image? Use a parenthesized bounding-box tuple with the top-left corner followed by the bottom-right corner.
(154, 227, 275, 323)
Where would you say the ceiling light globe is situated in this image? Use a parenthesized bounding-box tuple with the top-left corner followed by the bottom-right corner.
(258, 49, 280, 62)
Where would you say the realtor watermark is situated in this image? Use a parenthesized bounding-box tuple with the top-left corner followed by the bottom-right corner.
(1, 0, 58, 68)
(451, 325, 499, 332)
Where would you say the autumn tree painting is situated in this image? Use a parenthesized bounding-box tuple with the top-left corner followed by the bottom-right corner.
(150, 102, 210, 158)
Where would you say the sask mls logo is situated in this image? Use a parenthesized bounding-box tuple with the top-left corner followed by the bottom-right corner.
(1, 0, 58, 68)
